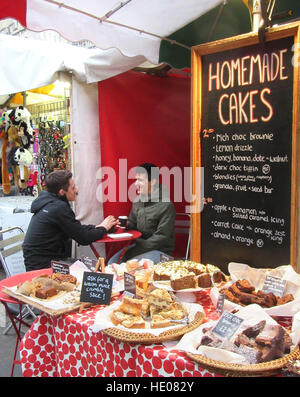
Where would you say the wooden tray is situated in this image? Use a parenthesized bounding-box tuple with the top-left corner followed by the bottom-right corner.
(186, 345, 300, 377)
(102, 311, 204, 344)
(3, 287, 119, 317)
(3, 287, 82, 316)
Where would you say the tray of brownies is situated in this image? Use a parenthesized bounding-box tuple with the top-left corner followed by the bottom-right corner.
(174, 304, 300, 376)
(210, 263, 300, 316)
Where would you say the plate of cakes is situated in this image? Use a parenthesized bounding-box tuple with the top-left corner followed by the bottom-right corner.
(152, 260, 228, 292)
(91, 287, 205, 343)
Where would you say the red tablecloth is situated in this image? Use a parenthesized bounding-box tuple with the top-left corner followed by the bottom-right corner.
(19, 290, 224, 377)
(19, 289, 292, 377)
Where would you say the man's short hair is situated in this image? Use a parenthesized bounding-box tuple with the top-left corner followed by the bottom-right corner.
(45, 170, 72, 194)
(136, 163, 159, 182)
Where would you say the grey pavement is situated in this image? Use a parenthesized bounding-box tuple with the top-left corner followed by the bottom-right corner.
(0, 267, 35, 377)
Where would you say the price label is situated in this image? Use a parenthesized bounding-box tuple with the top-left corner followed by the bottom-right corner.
(124, 272, 136, 297)
(212, 311, 243, 339)
(81, 256, 98, 271)
(160, 253, 174, 262)
(51, 260, 70, 274)
(216, 293, 225, 315)
(80, 272, 113, 305)
(262, 275, 287, 297)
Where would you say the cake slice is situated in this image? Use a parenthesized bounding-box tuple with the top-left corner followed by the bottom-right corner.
(118, 295, 143, 316)
(111, 310, 145, 328)
(148, 288, 173, 310)
(170, 273, 197, 290)
(150, 314, 174, 329)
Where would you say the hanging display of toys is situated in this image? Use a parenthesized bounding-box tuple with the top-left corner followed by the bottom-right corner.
(36, 118, 69, 184)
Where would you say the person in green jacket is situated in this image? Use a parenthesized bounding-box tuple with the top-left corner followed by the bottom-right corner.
(108, 163, 176, 265)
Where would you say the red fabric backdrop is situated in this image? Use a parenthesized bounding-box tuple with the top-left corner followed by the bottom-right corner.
(98, 71, 191, 257)
(0, 0, 27, 26)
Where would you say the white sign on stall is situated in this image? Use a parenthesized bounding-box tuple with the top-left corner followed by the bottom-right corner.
(0, 212, 33, 276)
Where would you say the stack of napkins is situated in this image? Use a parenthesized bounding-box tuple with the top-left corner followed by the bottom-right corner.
(107, 233, 133, 239)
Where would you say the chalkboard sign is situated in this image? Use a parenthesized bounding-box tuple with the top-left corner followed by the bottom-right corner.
(262, 275, 287, 297)
(51, 260, 70, 274)
(81, 256, 98, 271)
(191, 26, 300, 273)
(212, 311, 244, 339)
(124, 272, 136, 297)
(216, 293, 225, 315)
(80, 272, 113, 305)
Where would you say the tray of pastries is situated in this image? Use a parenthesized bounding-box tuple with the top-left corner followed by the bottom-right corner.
(99, 287, 205, 344)
(3, 272, 85, 316)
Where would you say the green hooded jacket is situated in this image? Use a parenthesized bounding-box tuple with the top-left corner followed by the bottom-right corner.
(123, 183, 176, 260)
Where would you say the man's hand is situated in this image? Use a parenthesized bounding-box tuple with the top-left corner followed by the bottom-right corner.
(96, 216, 119, 231)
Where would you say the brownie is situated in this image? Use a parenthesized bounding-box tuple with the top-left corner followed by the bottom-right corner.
(212, 271, 226, 284)
(236, 279, 255, 293)
(242, 320, 266, 338)
(35, 286, 58, 299)
(255, 324, 284, 346)
(221, 288, 241, 304)
(277, 294, 294, 306)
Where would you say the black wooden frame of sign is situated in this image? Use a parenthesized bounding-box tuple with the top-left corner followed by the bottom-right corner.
(191, 23, 300, 274)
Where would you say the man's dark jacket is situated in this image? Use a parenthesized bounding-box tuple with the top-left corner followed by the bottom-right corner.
(23, 191, 106, 271)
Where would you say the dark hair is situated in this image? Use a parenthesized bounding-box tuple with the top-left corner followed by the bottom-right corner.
(45, 170, 72, 194)
(136, 163, 159, 182)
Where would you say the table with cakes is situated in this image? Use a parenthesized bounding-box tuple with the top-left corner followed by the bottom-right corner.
(2, 257, 300, 377)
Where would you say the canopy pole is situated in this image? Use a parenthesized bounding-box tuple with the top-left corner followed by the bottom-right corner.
(45, 0, 191, 51)
(252, 0, 263, 32)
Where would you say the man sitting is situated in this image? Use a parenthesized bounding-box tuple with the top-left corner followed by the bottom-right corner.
(23, 169, 118, 271)
(108, 163, 176, 264)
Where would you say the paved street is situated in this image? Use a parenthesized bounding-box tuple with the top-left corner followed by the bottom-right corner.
(0, 267, 35, 377)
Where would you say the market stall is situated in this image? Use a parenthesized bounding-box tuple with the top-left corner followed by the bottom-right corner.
(2, 258, 300, 378)
(0, 0, 300, 380)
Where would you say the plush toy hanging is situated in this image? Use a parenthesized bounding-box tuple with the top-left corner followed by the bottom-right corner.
(2, 105, 35, 193)
(0, 129, 10, 195)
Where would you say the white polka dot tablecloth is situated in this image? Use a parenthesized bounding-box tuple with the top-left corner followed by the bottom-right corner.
(19, 290, 292, 377)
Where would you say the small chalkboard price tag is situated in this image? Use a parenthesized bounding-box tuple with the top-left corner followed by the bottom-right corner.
(216, 293, 225, 315)
(80, 272, 113, 305)
(262, 275, 287, 297)
(81, 256, 98, 271)
(212, 311, 244, 340)
(160, 253, 174, 262)
(124, 272, 136, 297)
(51, 260, 70, 274)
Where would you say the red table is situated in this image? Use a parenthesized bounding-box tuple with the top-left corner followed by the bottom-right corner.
(19, 290, 224, 377)
(90, 229, 142, 263)
(0, 268, 52, 376)
(3, 270, 292, 378)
